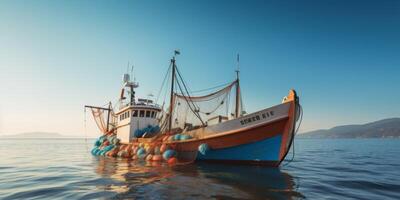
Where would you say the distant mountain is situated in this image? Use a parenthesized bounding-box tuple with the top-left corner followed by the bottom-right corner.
(1, 132, 64, 138)
(298, 118, 400, 138)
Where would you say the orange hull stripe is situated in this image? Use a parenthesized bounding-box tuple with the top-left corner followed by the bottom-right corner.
(172, 118, 288, 152)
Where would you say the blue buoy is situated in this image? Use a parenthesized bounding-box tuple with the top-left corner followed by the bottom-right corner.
(173, 134, 181, 141)
(91, 147, 99, 155)
(180, 134, 192, 140)
(95, 149, 102, 156)
(137, 147, 146, 156)
(99, 135, 106, 143)
(102, 145, 114, 153)
(163, 149, 176, 160)
(198, 143, 209, 155)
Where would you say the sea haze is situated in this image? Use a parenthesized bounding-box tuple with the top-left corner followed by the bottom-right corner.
(298, 118, 400, 138)
(0, 132, 92, 139)
(0, 138, 399, 199)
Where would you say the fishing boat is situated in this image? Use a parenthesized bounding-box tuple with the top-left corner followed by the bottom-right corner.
(85, 51, 302, 167)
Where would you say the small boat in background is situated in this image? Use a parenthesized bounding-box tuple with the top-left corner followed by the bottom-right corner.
(85, 51, 302, 167)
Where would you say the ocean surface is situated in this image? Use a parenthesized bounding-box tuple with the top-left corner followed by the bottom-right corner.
(0, 138, 399, 200)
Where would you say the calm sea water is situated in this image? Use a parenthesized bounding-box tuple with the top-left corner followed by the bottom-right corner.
(0, 138, 399, 200)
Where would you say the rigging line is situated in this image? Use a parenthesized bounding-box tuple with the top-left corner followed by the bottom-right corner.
(175, 77, 202, 121)
(175, 66, 234, 123)
(100, 102, 110, 108)
(295, 105, 303, 134)
(155, 63, 172, 104)
(197, 93, 229, 115)
(161, 65, 172, 111)
(240, 91, 245, 115)
(168, 100, 179, 128)
(226, 90, 231, 117)
(177, 80, 204, 122)
(175, 82, 236, 101)
(174, 66, 201, 112)
(179, 86, 234, 102)
(174, 63, 194, 94)
(84, 107, 88, 152)
(187, 81, 232, 94)
(282, 104, 303, 167)
(175, 66, 201, 101)
(175, 76, 205, 125)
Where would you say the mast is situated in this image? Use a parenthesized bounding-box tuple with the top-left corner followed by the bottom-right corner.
(130, 65, 135, 105)
(235, 54, 240, 118)
(235, 70, 240, 118)
(168, 50, 179, 133)
(130, 85, 135, 105)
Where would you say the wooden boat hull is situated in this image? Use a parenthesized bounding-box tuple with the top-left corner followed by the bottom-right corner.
(168, 90, 300, 166)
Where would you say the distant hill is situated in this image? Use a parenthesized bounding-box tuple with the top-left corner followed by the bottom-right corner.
(298, 118, 400, 138)
(1, 132, 64, 138)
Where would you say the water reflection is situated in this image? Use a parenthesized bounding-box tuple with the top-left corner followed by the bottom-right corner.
(93, 157, 304, 199)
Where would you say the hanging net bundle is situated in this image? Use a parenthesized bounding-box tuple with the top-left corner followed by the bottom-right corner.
(171, 80, 241, 131)
(89, 107, 117, 134)
(90, 108, 107, 134)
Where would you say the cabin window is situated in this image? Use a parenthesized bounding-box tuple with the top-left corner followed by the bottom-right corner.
(120, 114, 122, 121)
(132, 110, 138, 117)
(151, 111, 155, 118)
(139, 110, 145, 117)
(146, 110, 151, 118)
(127, 111, 130, 118)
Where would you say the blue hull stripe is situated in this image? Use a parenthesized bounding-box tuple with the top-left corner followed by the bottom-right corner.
(196, 134, 282, 162)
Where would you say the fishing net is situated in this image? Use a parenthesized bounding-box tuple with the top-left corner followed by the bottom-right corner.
(171, 81, 240, 131)
(90, 107, 117, 134)
(90, 108, 107, 134)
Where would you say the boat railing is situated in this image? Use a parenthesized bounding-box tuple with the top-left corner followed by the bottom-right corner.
(119, 101, 161, 110)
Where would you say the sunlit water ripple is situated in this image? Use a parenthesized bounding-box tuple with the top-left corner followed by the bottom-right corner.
(0, 138, 399, 199)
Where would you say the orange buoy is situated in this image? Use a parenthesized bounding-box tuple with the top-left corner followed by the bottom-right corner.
(152, 155, 163, 161)
(162, 135, 169, 142)
(150, 161, 162, 167)
(160, 144, 168, 153)
(167, 157, 177, 165)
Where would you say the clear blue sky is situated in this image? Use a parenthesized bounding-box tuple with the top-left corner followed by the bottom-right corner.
(0, 0, 399, 136)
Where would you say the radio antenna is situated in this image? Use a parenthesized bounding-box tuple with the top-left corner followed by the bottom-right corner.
(131, 64, 135, 81)
(127, 62, 130, 74)
(236, 53, 240, 72)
